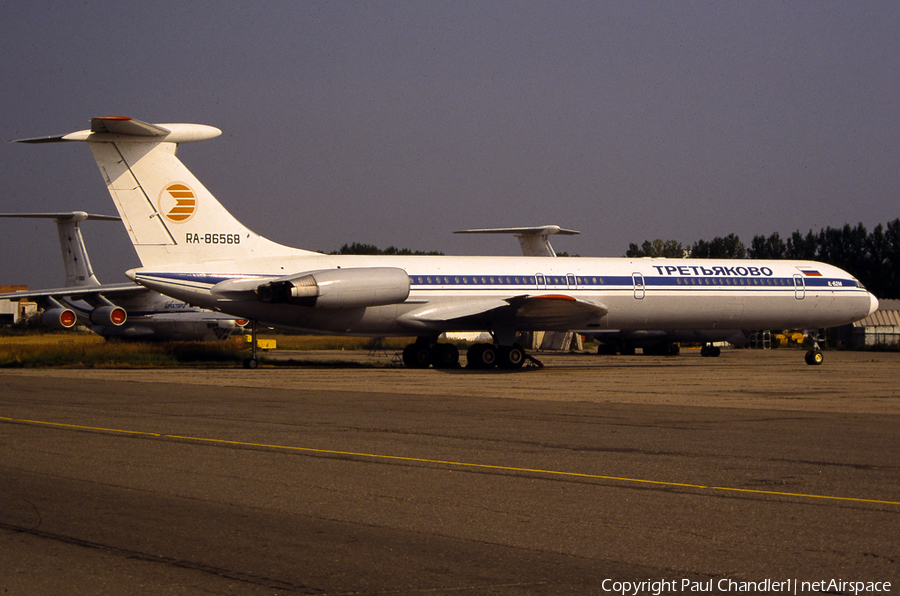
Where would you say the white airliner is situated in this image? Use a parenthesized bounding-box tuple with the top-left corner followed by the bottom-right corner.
(0, 211, 244, 341)
(17, 117, 878, 368)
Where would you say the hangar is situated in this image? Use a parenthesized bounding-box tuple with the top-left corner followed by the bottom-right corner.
(839, 299, 900, 349)
(0, 285, 35, 324)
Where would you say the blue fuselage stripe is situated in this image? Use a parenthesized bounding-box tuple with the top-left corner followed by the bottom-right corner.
(137, 271, 860, 293)
(407, 275, 855, 290)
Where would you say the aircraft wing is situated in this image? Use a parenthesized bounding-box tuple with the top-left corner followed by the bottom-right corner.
(0, 282, 149, 303)
(400, 294, 607, 332)
(505, 294, 607, 327)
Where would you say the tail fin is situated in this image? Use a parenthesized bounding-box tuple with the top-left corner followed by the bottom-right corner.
(0, 211, 120, 286)
(455, 225, 581, 257)
(18, 117, 315, 267)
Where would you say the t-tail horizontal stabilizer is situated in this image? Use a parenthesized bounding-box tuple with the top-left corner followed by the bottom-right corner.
(15, 117, 318, 268)
(0, 211, 121, 287)
(455, 225, 580, 257)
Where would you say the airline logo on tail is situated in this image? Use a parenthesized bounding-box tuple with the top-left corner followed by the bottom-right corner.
(159, 183, 197, 223)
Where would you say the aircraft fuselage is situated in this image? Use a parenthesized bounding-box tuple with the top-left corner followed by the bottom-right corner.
(130, 255, 876, 338)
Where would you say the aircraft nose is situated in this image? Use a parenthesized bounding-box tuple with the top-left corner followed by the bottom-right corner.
(868, 293, 879, 316)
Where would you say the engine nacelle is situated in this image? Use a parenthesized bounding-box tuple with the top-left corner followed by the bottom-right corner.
(258, 267, 410, 308)
(89, 305, 128, 326)
(41, 308, 78, 329)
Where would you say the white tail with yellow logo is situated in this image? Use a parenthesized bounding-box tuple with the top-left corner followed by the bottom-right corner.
(21, 117, 312, 267)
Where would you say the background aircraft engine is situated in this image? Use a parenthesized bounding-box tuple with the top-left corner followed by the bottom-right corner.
(258, 267, 410, 308)
(41, 308, 78, 329)
(89, 305, 128, 326)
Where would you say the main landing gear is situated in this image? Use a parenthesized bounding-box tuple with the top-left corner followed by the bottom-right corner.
(466, 342, 528, 369)
(700, 344, 721, 358)
(401, 338, 535, 370)
(402, 338, 460, 369)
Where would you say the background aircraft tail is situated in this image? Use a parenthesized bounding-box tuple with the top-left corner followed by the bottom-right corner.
(0, 211, 120, 286)
(18, 117, 314, 267)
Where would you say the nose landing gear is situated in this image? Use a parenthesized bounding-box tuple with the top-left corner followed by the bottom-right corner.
(805, 349, 824, 365)
(804, 330, 824, 366)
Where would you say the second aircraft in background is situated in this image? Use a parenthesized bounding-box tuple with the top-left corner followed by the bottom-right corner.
(0, 212, 244, 341)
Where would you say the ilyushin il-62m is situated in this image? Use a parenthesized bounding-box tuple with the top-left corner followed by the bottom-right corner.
(17, 117, 879, 368)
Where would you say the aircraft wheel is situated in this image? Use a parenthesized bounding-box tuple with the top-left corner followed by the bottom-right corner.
(711, 347, 721, 357)
(498, 344, 526, 369)
(805, 349, 824, 366)
(243, 358, 258, 369)
(403, 344, 432, 368)
(667, 343, 681, 356)
(467, 343, 497, 369)
(431, 343, 459, 369)
(479, 344, 498, 367)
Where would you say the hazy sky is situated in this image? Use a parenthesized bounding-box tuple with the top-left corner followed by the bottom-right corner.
(1, 1, 898, 289)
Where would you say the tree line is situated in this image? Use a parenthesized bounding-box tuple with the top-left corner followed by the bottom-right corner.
(626, 218, 900, 299)
(328, 242, 444, 256)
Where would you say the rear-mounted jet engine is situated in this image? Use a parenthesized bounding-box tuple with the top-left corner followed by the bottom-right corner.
(257, 267, 410, 308)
